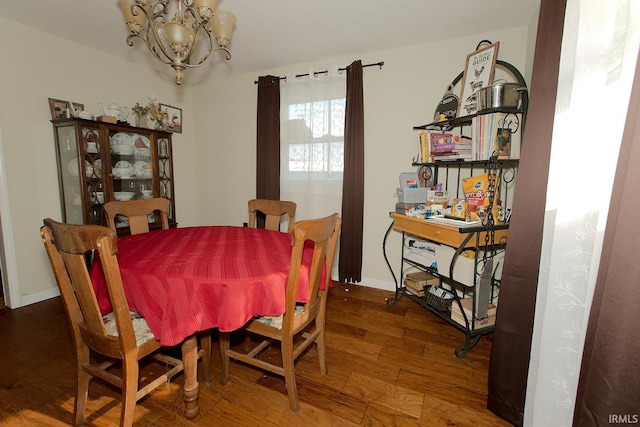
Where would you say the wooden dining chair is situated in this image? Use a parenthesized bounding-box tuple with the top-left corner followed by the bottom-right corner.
(104, 198, 212, 394)
(248, 198, 297, 233)
(40, 218, 210, 426)
(220, 213, 341, 412)
(103, 197, 169, 235)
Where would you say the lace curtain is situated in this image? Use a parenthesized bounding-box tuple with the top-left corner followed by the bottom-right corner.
(279, 67, 345, 221)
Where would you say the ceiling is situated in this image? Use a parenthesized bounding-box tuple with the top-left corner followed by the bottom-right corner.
(0, 0, 540, 85)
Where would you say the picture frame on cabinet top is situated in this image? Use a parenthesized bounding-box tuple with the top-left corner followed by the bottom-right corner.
(159, 104, 182, 133)
(48, 98, 84, 120)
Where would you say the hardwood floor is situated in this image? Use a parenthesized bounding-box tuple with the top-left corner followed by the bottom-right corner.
(0, 283, 512, 426)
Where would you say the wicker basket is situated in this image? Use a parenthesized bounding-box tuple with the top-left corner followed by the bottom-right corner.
(425, 285, 454, 312)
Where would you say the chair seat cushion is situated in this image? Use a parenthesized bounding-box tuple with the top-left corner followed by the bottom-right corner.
(102, 310, 156, 346)
(254, 304, 305, 329)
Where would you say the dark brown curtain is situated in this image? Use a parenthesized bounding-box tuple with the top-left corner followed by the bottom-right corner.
(339, 60, 365, 283)
(256, 76, 281, 200)
(487, 0, 566, 424)
(573, 50, 640, 426)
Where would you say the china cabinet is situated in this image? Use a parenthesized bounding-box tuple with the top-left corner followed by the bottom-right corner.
(51, 118, 176, 234)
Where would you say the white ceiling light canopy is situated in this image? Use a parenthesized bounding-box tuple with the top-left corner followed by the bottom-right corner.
(119, 0, 236, 85)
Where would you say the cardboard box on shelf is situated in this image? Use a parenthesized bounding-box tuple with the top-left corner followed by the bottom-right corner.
(97, 115, 117, 123)
(451, 298, 496, 329)
(404, 238, 439, 268)
(450, 310, 496, 329)
(435, 245, 505, 287)
(451, 297, 497, 318)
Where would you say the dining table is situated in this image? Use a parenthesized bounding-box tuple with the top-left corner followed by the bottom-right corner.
(90, 225, 316, 419)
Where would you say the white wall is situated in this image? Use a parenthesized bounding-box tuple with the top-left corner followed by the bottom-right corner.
(192, 27, 532, 291)
(0, 17, 199, 306)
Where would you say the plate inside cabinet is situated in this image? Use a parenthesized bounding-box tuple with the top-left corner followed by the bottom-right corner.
(68, 159, 79, 177)
(110, 132, 133, 146)
(133, 135, 150, 148)
(134, 161, 152, 178)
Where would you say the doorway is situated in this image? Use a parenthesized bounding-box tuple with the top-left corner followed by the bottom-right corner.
(0, 124, 18, 308)
(0, 264, 4, 308)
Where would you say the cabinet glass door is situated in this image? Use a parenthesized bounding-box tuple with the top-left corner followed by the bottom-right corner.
(84, 125, 105, 225)
(55, 124, 84, 224)
(156, 136, 175, 221)
(108, 130, 154, 229)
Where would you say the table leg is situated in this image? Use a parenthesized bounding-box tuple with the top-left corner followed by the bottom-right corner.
(181, 335, 199, 419)
(199, 331, 213, 386)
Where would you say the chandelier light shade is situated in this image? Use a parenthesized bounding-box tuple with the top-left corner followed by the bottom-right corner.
(119, 0, 236, 85)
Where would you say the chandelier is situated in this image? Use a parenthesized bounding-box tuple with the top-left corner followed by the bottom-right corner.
(119, 0, 236, 85)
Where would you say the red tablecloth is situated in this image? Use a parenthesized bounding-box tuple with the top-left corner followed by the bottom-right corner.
(91, 226, 315, 346)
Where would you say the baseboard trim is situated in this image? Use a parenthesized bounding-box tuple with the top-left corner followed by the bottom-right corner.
(20, 287, 60, 307)
(15, 278, 396, 308)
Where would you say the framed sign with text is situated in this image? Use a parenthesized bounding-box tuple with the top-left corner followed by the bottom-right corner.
(457, 41, 499, 117)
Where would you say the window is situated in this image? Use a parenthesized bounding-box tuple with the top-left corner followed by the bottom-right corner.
(285, 98, 345, 180)
(279, 70, 345, 224)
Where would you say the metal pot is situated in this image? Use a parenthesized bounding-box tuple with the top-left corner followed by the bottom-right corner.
(477, 81, 526, 111)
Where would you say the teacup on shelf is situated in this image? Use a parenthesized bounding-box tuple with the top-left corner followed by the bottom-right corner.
(91, 192, 104, 204)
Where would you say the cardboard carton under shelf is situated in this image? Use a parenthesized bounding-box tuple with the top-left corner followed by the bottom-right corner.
(451, 310, 496, 329)
(451, 297, 497, 317)
(451, 298, 497, 329)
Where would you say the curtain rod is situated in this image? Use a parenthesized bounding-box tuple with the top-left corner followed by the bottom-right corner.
(254, 61, 384, 84)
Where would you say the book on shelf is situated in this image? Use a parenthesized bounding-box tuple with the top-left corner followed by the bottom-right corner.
(418, 130, 429, 162)
(417, 130, 472, 162)
(471, 112, 522, 160)
(405, 271, 439, 283)
(429, 132, 457, 154)
(404, 282, 426, 297)
(404, 271, 439, 297)
(429, 152, 465, 162)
